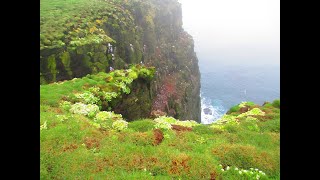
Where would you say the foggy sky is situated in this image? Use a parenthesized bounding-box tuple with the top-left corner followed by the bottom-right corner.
(178, 0, 280, 66)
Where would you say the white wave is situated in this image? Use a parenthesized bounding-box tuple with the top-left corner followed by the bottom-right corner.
(200, 96, 225, 124)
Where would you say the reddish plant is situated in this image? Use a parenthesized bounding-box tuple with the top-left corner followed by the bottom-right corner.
(153, 129, 164, 146)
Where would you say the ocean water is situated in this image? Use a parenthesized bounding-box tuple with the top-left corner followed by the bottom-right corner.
(200, 62, 280, 124)
(177, 0, 280, 124)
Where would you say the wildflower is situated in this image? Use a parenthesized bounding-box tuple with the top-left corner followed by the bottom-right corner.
(239, 171, 242, 174)
(219, 164, 223, 167)
(243, 170, 248, 173)
(226, 166, 230, 170)
(235, 167, 239, 170)
(221, 169, 224, 171)
(144, 168, 147, 172)
(40, 121, 47, 130)
(255, 168, 259, 171)
(250, 168, 254, 170)
(256, 175, 260, 179)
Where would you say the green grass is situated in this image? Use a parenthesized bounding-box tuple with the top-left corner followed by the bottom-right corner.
(40, 32, 280, 180)
(128, 119, 156, 132)
(40, 0, 119, 49)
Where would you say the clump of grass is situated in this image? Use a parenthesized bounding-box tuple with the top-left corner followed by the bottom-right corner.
(192, 124, 215, 135)
(128, 119, 155, 132)
(272, 99, 280, 108)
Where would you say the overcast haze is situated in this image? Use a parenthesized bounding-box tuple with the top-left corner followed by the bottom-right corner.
(178, 0, 280, 66)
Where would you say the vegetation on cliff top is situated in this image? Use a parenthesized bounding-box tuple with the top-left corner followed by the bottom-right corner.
(40, 64, 280, 179)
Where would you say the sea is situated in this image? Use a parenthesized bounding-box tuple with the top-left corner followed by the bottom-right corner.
(177, 0, 280, 124)
(199, 61, 280, 124)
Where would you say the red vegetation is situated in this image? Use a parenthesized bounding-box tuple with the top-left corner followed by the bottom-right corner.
(169, 153, 191, 175)
(152, 74, 177, 113)
(171, 124, 192, 132)
(210, 171, 218, 180)
(153, 129, 164, 146)
(239, 106, 249, 113)
(63, 144, 78, 152)
(83, 137, 101, 149)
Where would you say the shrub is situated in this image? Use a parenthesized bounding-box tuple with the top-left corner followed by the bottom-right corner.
(112, 120, 128, 131)
(128, 71, 138, 79)
(263, 102, 273, 108)
(154, 121, 172, 130)
(173, 120, 199, 128)
(237, 108, 265, 118)
(272, 99, 280, 108)
(154, 116, 177, 124)
(228, 105, 240, 113)
(213, 115, 238, 125)
(95, 111, 122, 122)
(69, 103, 100, 118)
(59, 101, 72, 111)
(115, 81, 130, 94)
(154, 116, 183, 130)
(138, 67, 155, 81)
(75, 91, 100, 104)
(93, 111, 123, 129)
(103, 92, 118, 101)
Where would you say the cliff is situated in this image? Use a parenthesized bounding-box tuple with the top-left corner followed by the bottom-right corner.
(40, 0, 201, 122)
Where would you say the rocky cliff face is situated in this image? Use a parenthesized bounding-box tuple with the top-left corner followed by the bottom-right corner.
(40, 0, 201, 122)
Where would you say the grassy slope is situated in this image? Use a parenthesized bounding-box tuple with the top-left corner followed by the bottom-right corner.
(40, 66, 280, 179)
(40, 0, 117, 49)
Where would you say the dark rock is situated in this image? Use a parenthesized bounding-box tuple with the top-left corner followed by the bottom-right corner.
(239, 107, 249, 113)
(203, 108, 212, 115)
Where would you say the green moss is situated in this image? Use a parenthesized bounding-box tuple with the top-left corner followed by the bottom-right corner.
(40, 75, 47, 84)
(60, 51, 72, 76)
(82, 54, 92, 68)
(47, 55, 57, 82)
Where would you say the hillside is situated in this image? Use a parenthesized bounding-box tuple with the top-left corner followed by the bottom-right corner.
(40, 0, 201, 121)
(40, 67, 280, 179)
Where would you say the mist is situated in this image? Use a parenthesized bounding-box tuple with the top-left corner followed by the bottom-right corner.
(178, 0, 280, 66)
